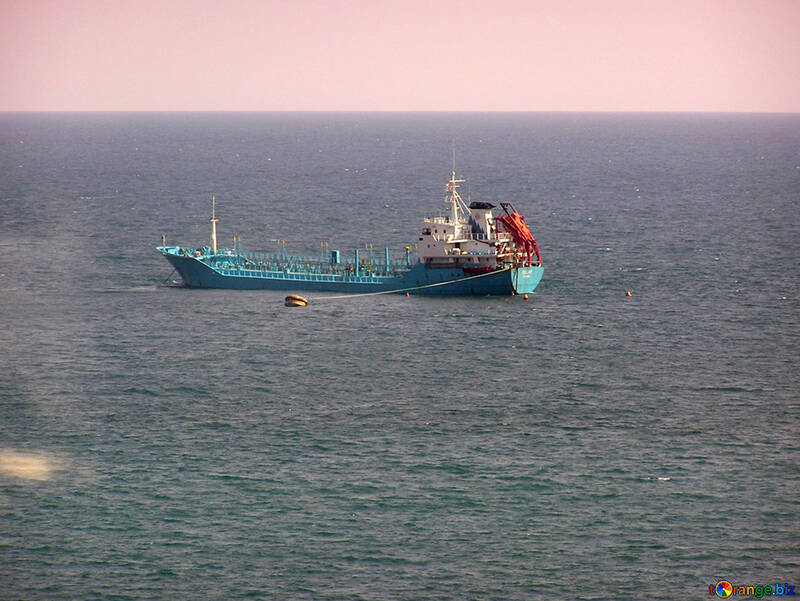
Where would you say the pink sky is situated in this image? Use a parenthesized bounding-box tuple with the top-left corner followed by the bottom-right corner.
(1, 0, 798, 112)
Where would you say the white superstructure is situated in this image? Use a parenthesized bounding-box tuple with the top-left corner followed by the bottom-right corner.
(417, 171, 521, 269)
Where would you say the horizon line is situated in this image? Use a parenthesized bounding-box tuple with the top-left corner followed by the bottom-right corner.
(2, 109, 799, 115)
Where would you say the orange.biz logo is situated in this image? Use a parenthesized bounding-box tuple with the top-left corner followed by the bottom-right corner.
(709, 581, 796, 597)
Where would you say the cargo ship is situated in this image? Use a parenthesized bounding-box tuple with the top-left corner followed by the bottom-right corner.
(157, 171, 543, 296)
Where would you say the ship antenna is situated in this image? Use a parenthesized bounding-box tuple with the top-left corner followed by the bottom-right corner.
(210, 196, 219, 254)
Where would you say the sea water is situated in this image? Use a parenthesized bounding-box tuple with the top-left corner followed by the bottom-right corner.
(1, 113, 798, 600)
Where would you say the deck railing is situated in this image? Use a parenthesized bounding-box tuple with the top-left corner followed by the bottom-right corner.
(204, 247, 416, 279)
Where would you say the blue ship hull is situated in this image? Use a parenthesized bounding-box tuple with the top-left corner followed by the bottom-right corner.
(159, 248, 543, 296)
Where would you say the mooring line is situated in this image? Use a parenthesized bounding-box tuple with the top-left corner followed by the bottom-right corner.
(160, 268, 177, 286)
(306, 268, 510, 302)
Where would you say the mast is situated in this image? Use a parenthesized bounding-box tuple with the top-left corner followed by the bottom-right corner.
(210, 196, 219, 254)
(445, 170, 465, 224)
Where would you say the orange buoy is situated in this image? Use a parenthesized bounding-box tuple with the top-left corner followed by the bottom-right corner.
(406, 292, 410, 297)
(523, 293, 529, 301)
(626, 290, 633, 297)
(285, 294, 309, 307)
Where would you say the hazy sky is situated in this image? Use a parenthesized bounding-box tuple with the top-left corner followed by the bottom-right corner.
(2, 0, 799, 112)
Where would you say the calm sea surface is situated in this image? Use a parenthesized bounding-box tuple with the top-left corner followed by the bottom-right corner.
(1, 113, 798, 600)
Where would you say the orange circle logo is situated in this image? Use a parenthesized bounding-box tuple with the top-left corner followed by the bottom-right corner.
(715, 581, 733, 598)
